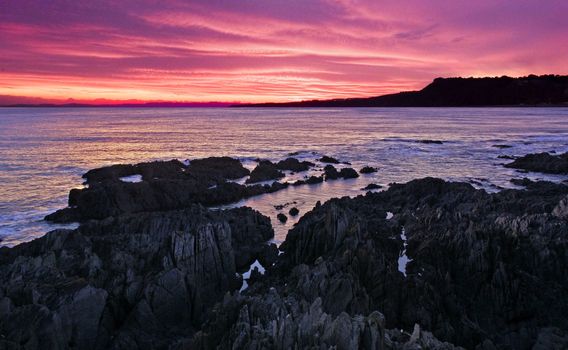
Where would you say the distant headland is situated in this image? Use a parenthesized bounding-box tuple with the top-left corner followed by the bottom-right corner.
(238, 74, 568, 107)
(2, 75, 568, 108)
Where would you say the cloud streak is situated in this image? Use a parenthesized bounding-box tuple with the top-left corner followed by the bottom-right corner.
(0, 0, 567, 103)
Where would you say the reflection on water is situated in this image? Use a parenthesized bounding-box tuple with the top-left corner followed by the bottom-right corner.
(1, 107, 568, 246)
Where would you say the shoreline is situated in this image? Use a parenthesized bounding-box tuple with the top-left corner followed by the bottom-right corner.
(0, 152, 567, 348)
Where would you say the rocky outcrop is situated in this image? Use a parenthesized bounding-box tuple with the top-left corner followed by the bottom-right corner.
(505, 152, 568, 174)
(8, 163, 568, 349)
(275, 158, 314, 172)
(191, 290, 462, 350)
(0, 205, 273, 349)
(276, 178, 568, 349)
(246, 161, 285, 184)
(324, 165, 359, 180)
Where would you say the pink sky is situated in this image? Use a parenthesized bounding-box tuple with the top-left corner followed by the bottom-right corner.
(1, 0, 567, 103)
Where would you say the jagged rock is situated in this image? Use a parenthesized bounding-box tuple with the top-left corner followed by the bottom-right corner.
(278, 178, 568, 349)
(505, 152, 568, 174)
(246, 161, 285, 183)
(362, 183, 382, 190)
(552, 195, 568, 219)
(0, 205, 273, 349)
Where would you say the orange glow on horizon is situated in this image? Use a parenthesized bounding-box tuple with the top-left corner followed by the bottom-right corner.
(0, 0, 567, 104)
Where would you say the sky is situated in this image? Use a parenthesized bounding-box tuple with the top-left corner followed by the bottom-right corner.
(1, 0, 567, 104)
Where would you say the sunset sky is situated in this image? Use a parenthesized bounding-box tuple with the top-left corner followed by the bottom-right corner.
(1, 0, 567, 104)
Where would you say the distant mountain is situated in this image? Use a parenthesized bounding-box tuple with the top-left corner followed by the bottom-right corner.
(239, 75, 568, 107)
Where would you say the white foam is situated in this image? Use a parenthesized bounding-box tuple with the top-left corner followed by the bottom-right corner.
(119, 174, 142, 183)
(398, 227, 412, 277)
(386, 212, 394, 220)
(240, 259, 265, 292)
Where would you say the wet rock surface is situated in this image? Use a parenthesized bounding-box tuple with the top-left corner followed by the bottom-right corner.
(505, 152, 568, 174)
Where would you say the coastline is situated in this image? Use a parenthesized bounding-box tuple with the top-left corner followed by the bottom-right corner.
(0, 151, 567, 348)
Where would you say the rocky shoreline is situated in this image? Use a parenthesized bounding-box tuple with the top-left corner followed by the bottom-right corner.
(1, 155, 568, 349)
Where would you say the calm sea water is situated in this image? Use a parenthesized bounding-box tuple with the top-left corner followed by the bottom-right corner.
(1, 107, 567, 247)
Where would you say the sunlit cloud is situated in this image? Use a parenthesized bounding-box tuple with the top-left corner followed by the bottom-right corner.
(0, 0, 566, 103)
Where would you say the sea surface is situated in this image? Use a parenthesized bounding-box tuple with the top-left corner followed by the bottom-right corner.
(1, 107, 567, 247)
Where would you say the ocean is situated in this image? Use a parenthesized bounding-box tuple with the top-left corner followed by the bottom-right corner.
(1, 107, 567, 247)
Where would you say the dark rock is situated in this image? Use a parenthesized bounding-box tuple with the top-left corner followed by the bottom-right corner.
(0, 205, 273, 349)
(245, 75, 568, 107)
(83, 159, 188, 183)
(188, 157, 250, 180)
(246, 161, 285, 183)
(324, 165, 340, 180)
(47, 157, 311, 223)
(418, 139, 443, 144)
(277, 177, 568, 349)
(275, 158, 314, 172)
(339, 167, 359, 179)
(505, 152, 568, 174)
(274, 201, 296, 210)
(362, 183, 382, 190)
(493, 144, 513, 149)
(257, 244, 279, 268)
(289, 207, 299, 216)
(360, 166, 378, 174)
(305, 175, 324, 184)
(497, 155, 515, 160)
(277, 213, 288, 223)
(325, 166, 358, 180)
(319, 155, 340, 164)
